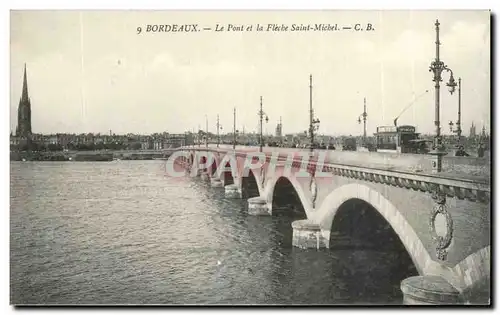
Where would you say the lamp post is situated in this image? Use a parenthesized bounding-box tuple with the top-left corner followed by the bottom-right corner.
(258, 96, 269, 152)
(205, 115, 208, 148)
(198, 124, 201, 147)
(216, 114, 222, 148)
(429, 19, 457, 173)
(357, 97, 368, 147)
(309, 74, 320, 152)
(279, 116, 283, 145)
(233, 107, 236, 150)
(448, 77, 462, 146)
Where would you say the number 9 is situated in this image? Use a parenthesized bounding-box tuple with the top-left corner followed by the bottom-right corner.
(137, 27, 142, 34)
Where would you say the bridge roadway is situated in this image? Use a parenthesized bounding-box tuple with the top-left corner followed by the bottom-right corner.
(175, 144, 490, 305)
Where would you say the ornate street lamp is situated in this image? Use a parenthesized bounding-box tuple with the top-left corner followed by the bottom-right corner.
(309, 74, 320, 152)
(258, 96, 269, 152)
(197, 124, 201, 147)
(448, 77, 462, 146)
(233, 108, 237, 150)
(357, 97, 368, 147)
(216, 114, 222, 148)
(205, 115, 209, 148)
(429, 19, 457, 173)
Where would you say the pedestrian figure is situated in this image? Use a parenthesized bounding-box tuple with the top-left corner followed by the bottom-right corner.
(477, 143, 485, 158)
(455, 145, 470, 157)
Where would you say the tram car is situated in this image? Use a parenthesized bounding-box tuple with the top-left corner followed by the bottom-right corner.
(342, 137, 357, 151)
(374, 125, 430, 154)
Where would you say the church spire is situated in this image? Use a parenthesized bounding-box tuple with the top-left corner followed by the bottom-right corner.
(17, 63, 32, 137)
(21, 63, 29, 102)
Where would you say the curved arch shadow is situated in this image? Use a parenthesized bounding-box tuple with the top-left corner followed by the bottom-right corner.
(315, 183, 431, 276)
(241, 170, 260, 199)
(264, 175, 312, 217)
(328, 198, 419, 302)
(272, 177, 308, 218)
(198, 155, 207, 173)
(221, 161, 234, 186)
(270, 177, 308, 248)
(210, 159, 217, 176)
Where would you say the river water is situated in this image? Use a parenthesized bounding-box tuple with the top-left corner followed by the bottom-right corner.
(10, 161, 409, 305)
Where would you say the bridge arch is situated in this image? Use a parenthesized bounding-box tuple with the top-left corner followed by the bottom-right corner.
(241, 169, 262, 199)
(220, 161, 235, 186)
(315, 183, 431, 275)
(264, 175, 312, 217)
(215, 153, 240, 186)
(198, 154, 207, 172)
(209, 155, 218, 176)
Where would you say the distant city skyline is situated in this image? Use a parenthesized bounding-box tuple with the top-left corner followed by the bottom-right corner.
(11, 10, 490, 136)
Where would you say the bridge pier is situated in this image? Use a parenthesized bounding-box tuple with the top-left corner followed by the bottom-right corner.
(200, 171, 210, 181)
(400, 276, 462, 305)
(291, 220, 327, 249)
(225, 184, 241, 198)
(247, 197, 270, 215)
(210, 177, 223, 188)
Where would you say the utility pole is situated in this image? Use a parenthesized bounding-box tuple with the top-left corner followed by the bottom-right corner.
(198, 124, 201, 147)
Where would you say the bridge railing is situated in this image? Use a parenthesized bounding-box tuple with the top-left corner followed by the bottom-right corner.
(179, 145, 490, 181)
(176, 146, 490, 204)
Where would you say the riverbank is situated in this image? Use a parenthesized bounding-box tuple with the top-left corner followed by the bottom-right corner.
(10, 150, 171, 162)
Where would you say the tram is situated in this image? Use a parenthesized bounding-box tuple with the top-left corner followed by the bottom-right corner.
(342, 137, 357, 151)
(374, 125, 430, 154)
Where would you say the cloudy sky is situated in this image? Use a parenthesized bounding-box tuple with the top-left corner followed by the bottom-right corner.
(10, 10, 490, 136)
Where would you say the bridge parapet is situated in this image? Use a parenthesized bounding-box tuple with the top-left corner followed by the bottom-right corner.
(181, 145, 490, 180)
(179, 146, 490, 202)
(317, 163, 490, 204)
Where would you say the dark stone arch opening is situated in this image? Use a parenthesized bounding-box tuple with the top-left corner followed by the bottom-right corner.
(223, 162, 234, 186)
(329, 198, 418, 303)
(272, 177, 306, 218)
(210, 160, 217, 176)
(271, 177, 307, 248)
(199, 155, 207, 173)
(241, 170, 259, 199)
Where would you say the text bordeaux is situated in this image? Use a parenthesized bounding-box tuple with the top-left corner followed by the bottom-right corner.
(145, 24, 199, 33)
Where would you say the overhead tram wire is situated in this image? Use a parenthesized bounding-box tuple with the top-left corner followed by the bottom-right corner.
(393, 90, 429, 127)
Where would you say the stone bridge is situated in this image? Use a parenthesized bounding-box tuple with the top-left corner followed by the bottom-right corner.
(172, 145, 490, 305)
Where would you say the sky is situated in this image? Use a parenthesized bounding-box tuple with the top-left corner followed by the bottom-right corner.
(10, 10, 490, 136)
